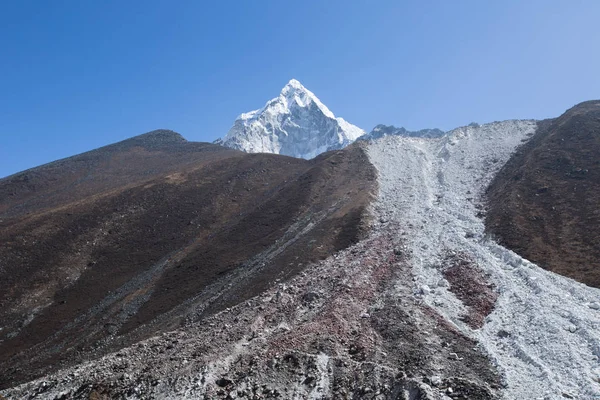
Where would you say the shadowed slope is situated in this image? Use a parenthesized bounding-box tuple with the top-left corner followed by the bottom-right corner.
(486, 101, 600, 287)
(0, 130, 232, 219)
(0, 131, 376, 389)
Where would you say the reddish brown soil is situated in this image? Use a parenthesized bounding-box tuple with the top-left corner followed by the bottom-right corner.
(442, 252, 498, 329)
(486, 101, 600, 287)
(0, 131, 376, 389)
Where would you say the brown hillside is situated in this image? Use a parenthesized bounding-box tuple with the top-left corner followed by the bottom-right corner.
(0, 130, 233, 219)
(486, 101, 600, 287)
(0, 131, 376, 389)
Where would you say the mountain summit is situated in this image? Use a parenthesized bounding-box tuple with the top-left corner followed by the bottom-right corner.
(217, 79, 364, 159)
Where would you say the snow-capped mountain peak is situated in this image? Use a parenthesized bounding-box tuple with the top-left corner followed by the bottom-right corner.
(278, 78, 335, 119)
(218, 79, 364, 159)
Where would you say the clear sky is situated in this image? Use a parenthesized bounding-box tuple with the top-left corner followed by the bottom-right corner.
(1, 0, 599, 178)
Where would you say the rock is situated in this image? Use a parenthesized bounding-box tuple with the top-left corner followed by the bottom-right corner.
(429, 375, 442, 386)
(303, 376, 315, 385)
(496, 330, 510, 338)
(302, 292, 319, 304)
(589, 302, 600, 310)
(436, 279, 449, 288)
(216, 378, 232, 387)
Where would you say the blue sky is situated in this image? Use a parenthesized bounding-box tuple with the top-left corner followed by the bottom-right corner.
(1, 0, 599, 178)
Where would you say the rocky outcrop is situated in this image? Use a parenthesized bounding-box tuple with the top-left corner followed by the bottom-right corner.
(360, 124, 445, 141)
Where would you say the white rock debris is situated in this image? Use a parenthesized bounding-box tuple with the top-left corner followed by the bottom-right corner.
(366, 120, 600, 399)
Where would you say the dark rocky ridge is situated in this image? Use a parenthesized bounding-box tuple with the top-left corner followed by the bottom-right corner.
(359, 124, 445, 141)
(0, 130, 219, 219)
(0, 131, 376, 389)
(486, 101, 600, 287)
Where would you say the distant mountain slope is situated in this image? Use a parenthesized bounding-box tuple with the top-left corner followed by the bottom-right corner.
(359, 124, 445, 140)
(486, 100, 600, 287)
(217, 79, 364, 159)
(0, 132, 376, 389)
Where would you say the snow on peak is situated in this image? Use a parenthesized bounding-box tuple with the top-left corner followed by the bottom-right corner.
(218, 79, 364, 159)
(278, 78, 335, 119)
(282, 78, 304, 91)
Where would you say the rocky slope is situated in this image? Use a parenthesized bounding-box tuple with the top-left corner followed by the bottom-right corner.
(0, 226, 501, 400)
(486, 100, 600, 287)
(216, 79, 364, 159)
(368, 119, 600, 399)
(0, 132, 375, 390)
(0, 130, 211, 219)
(359, 124, 445, 141)
(2, 103, 600, 400)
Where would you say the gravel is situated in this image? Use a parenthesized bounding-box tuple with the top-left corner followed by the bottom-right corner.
(367, 120, 600, 399)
